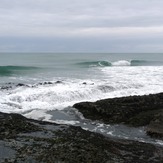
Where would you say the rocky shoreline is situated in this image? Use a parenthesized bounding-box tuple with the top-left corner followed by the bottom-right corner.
(0, 93, 163, 162)
(74, 93, 163, 139)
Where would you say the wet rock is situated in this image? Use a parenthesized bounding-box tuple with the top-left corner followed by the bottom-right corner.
(1, 83, 29, 90)
(55, 81, 62, 84)
(0, 111, 163, 162)
(74, 93, 163, 127)
(0, 83, 14, 90)
(82, 82, 94, 85)
(0, 86, 12, 90)
(16, 83, 26, 87)
(43, 81, 53, 85)
(0, 112, 40, 139)
(37, 81, 54, 86)
(147, 110, 163, 139)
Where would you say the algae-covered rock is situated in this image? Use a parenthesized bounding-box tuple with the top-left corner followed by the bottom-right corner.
(0, 112, 40, 139)
(0, 111, 163, 162)
(147, 110, 163, 139)
(73, 93, 163, 127)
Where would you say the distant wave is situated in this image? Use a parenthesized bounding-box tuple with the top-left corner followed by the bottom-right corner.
(76, 61, 111, 67)
(76, 60, 163, 68)
(0, 66, 39, 76)
(131, 60, 163, 66)
(111, 60, 131, 66)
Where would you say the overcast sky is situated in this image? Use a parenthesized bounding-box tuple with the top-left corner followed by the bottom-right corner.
(0, 0, 163, 52)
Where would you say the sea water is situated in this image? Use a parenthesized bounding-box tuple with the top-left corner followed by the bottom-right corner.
(0, 53, 163, 145)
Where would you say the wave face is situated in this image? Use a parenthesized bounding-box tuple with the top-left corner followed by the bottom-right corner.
(76, 59, 163, 68)
(76, 61, 112, 67)
(0, 66, 39, 76)
(130, 60, 163, 66)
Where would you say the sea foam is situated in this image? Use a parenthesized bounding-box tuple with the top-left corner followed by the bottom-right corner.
(111, 60, 131, 66)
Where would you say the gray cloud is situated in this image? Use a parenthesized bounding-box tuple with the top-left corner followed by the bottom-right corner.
(0, 0, 163, 52)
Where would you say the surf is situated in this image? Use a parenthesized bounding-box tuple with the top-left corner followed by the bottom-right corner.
(76, 59, 163, 68)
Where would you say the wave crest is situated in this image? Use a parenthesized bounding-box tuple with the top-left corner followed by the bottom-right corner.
(76, 60, 131, 67)
(112, 60, 131, 66)
(76, 59, 163, 68)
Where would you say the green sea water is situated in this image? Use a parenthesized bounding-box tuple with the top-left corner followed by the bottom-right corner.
(0, 53, 163, 84)
(0, 52, 163, 145)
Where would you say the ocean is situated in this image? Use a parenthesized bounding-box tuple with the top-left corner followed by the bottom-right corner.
(0, 53, 163, 145)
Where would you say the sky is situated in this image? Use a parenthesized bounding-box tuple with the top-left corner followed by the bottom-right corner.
(0, 0, 163, 53)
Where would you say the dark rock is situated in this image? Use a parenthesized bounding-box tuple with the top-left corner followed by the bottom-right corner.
(82, 82, 94, 85)
(43, 81, 53, 85)
(73, 93, 163, 139)
(73, 93, 163, 127)
(0, 112, 40, 139)
(1, 83, 29, 90)
(37, 82, 53, 86)
(16, 83, 26, 87)
(0, 111, 163, 162)
(0, 86, 12, 90)
(147, 110, 163, 139)
(38, 82, 43, 85)
(55, 81, 62, 84)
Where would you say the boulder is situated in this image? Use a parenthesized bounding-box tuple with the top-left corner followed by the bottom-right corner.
(73, 93, 163, 127)
(147, 111, 163, 139)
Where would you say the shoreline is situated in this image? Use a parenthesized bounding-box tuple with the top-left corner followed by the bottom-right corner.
(73, 92, 163, 139)
(0, 111, 163, 162)
(0, 92, 163, 162)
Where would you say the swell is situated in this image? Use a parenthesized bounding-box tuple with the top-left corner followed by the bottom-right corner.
(76, 60, 163, 68)
(0, 65, 39, 76)
(131, 60, 163, 66)
(76, 61, 111, 67)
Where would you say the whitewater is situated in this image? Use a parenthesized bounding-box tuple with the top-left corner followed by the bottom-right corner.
(0, 53, 163, 145)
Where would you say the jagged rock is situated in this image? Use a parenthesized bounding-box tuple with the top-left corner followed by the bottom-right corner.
(0, 111, 163, 162)
(73, 93, 163, 127)
(43, 81, 53, 85)
(0, 112, 40, 139)
(147, 110, 163, 139)
(55, 81, 62, 84)
(16, 83, 26, 87)
(0, 86, 12, 90)
(73, 93, 163, 140)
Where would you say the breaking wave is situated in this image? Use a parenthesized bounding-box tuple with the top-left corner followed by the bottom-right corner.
(76, 60, 163, 68)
